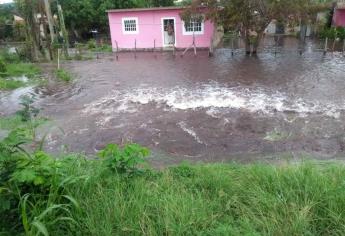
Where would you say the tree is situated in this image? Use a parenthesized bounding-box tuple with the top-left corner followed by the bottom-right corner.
(56, 0, 175, 38)
(183, 0, 329, 54)
(151, 0, 175, 7)
(0, 3, 15, 40)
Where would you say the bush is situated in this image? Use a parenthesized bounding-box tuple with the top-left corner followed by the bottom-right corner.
(98, 143, 149, 177)
(0, 49, 21, 64)
(0, 58, 7, 77)
(55, 69, 72, 82)
(87, 39, 97, 49)
(319, 27, 345, 40)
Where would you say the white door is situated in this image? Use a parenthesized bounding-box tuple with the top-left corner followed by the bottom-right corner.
(162, 18, 176, 47)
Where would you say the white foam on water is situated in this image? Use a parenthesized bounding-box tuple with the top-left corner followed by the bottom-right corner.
(82, 82, 344, 125)
(178, 121, 204, 144)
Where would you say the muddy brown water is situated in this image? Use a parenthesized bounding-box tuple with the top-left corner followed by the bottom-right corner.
(1, 38, 345, 166)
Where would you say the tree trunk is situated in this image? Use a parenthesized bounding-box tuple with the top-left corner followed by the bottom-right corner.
(241, 29, 251, 55)
(43, 0, 55, 44)
(252, 32, 264, 55)
(57, 4, 69, 58)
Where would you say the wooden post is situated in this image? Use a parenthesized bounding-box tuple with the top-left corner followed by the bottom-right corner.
(209, 37, 214, 57)
(57, 48, 60, 69)
(324, 37, 328, 55)
(154, 39, 157, 58)
(115, 40, 119, 61)
(134, 39, 137, 59)
(231, 35, 235, 56)
(193, 32, 197, 56)
(332, 38, 336, 52)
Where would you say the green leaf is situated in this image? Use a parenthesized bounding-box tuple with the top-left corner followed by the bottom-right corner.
(32, 220, 49, 236)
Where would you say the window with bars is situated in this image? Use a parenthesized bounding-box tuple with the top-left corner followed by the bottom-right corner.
(122, 18, 138, 34)
(184, 18, 204, 35)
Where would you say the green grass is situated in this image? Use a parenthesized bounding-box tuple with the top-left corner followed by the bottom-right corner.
(0, 78, 25, 90)
(17, 160, 342, 236)
(55, 69, 72, 82)
(5, 63, 40, 78)
(0, 62, 41, 90)
(0, 115, 48, 132)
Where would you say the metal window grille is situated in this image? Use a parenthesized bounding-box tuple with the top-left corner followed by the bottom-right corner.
(185, 19, 202, 32)
(124, 19, 137, 32)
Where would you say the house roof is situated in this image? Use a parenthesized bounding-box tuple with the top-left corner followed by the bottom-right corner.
(106, 6, 186, 13)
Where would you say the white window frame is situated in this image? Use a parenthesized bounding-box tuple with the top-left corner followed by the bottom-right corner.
(182, 17, 204, 35)
(161, 17, 177, 47)
(122, 17, 139, 35)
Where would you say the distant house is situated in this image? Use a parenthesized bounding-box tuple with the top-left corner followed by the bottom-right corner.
(333, 2, 345, 27)
(107, 7, 215, 50)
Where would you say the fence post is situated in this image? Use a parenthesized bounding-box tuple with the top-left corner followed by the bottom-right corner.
(115, 40, 119, 61)
(231, 35, 235, 56)
(323, 37, 328, 55)
(209, 37, 214, 57)
(193, 32, 197, 56)
(57, 48, 60, 69)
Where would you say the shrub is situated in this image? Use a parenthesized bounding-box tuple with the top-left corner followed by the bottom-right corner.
(98, 143, 149, 177)
(87, 39, 97, 49)
(55, 69, 72, 82)
(0, 49, 21, 63)
(16, 94, 40, 122)
(0, 57, 7, 75)
(319, 27, 345, 40)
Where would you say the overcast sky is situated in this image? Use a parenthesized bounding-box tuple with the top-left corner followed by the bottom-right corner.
(0, 0, 13, 4)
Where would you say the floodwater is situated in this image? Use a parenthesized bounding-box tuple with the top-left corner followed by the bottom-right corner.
(2, 37, 345, 165)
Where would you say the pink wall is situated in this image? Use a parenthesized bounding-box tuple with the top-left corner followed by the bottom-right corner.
(333, 9, 345, 27)
(108, 9, 214, 49)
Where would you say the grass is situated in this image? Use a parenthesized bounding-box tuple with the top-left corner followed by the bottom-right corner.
(55, 69, 72, 82)
(5, 63, 40, 78)
(0, 50, 41, 90)
(2, 126, 345, 235)
(0, 63, 41, 90)
(0, 78, 25, 90)
(0, 115, 47, 131)
(59, 161, 345, 236)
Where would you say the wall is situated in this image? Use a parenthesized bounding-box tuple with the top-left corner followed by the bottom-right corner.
(108, 9, 214, 50)
(334, 9, 345, 27)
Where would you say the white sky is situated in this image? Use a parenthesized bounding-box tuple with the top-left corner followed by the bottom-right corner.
(0, 0, 13, 4)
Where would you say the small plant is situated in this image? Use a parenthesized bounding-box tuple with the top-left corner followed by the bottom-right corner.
(0, 57, 7, 75)
(87, 39, 97, 49)
(98, 143, 149, 176)
(55, 69, 72, 82)
(16, 94, 40, 122)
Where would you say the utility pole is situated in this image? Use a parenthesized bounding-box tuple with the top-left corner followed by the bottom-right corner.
(43, 0, 56, 44)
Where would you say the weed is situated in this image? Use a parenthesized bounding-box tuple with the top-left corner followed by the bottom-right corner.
(55, 69, 72, 82)
(87, 39, 97, 49)
(98, 143, 149, 177)
(0, 57, 7, 74)
(0, 78, 24, 90)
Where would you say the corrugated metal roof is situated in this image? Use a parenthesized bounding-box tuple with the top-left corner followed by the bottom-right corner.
(106, 6, 186, 13)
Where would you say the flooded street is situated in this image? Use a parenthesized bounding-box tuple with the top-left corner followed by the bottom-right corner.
(2, 38, 345, 165)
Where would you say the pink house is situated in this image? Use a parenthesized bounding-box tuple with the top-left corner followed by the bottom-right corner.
(107, 7, 215, 50)
(333, 2, 345, 27)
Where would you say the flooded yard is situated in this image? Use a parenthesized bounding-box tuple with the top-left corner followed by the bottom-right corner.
(1, 38, 345, 165)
